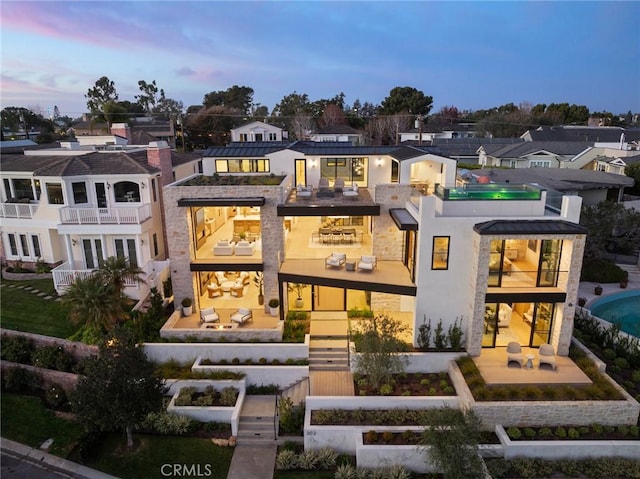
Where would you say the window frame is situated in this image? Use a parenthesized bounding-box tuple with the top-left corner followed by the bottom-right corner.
(431, 236, 450, 270)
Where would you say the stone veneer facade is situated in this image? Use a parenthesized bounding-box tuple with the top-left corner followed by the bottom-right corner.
(468, 233, 586, 357)
(162, 178, 288, 314)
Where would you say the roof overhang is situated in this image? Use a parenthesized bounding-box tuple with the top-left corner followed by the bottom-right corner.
(277, 204, 380, 217)
(178, 197, 265, 207)
(473, 220, 587, 236)
(389, 208, 418, 231)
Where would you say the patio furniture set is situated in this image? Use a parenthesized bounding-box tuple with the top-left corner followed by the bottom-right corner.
(213, 240, 255, 256)
(507, 341, 557, 370)
(206, 271, 251, 298)
(325, 252, 377, 272)
(298, 178, 360, 200)
(317, 227, 358, 245)
(200, 306, 253, 327)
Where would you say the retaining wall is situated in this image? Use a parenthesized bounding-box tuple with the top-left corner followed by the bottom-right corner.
(192, 358, 308, 388)
(1, 328, 98, 362)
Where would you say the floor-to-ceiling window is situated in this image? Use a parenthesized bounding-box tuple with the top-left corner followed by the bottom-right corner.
(482, 301, 555, 348)
(320, 157, 368, 186)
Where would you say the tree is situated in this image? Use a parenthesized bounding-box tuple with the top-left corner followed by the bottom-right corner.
(353, 313, 409, 389)
(624, 163, 640, 195)
(85, 76, 119, 123)
(95, 256, 144, 298)
(580, 201, 640, 259)
(71, 327, 166, 449)
(379, 86, 433, 117)
(203, 85, 254, 114)
(420, 406, 485, 479)
(135, 80, 159, 114)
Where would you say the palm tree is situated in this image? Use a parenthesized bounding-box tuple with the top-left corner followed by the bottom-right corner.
(95, 256, 144, 297)
(63, 275, 124, 333)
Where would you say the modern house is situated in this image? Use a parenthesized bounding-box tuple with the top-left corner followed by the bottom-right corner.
(163, 140, 587, 358)
(0, 137, 200, 300)
(309, 125, 363, 144)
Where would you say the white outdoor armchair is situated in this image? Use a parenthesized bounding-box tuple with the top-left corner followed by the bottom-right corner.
(506, 341, 523, 367)
(357, 255, 377, 271)
(325, 252, 347, 269)
(200, 307, 220, 324)
(538, 343, 557, 370)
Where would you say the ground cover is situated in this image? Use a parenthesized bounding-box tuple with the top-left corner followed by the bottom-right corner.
(200, 357, 308, 366)
(0, 392, 84, 457)
(85, 433, 234, 479)
(354, 372, 456, 396)
(504, 424, 640, 441)
(0, 278, 76, 338)
(362, 430, 500, 446)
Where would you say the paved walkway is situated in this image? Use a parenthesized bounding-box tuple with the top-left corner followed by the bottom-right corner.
(1, 283, 58, 301)
(226, 444, 277, 479)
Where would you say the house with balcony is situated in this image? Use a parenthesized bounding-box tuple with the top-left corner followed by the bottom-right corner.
(230, 121, 288, 142)
(162, 139, 587, 360)
(0, 141, 199, 300)
(309, 125, 363, 144)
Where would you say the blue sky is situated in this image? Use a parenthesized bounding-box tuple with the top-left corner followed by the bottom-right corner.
(1, 1, 639, 119)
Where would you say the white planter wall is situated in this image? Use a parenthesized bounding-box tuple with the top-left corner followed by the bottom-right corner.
(165, 379, 245, 436)
(143, 335, 309, 364)
(349, 346, 465, 373)
(192, 358, 308, 388)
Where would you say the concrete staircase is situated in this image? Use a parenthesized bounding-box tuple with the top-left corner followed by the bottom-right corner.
(236, 396, 277, 444)
(280, 377, 309, 405)
(309, 338, 349, 371)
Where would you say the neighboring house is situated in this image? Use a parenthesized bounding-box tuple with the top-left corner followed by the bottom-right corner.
(399, 122, 477, 143)
(309, 125, 363, 144)
(521, 125, 640, 147)
(411, 138, 525, 164)
(0, 137, 201, 300)
(230, 121, 288, 142)
(592, 153, 640, 176)
(164, 140, 585, 358)
(463, 168, 634, 207)
(478, 141, 593, 169)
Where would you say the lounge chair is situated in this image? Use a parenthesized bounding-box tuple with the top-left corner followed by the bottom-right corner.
(200, 307, 220, 324)
(357, 255, 377, 271)
(506, 341, 523, 367)
(230, 308, 252, 325)
(213, 240, 235, 256)
(296, 184, 313, 198)
(325, 252, 346, 269)
(206, 283, 222, 298)
(538, 343, 557, 370)
(334, 177, 345, 192)
(343, 183, 359, 199)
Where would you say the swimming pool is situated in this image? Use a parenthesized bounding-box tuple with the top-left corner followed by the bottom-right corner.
(589, 289, 640, 337)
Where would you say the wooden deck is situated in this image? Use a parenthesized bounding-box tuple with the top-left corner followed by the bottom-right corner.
(474, 348, 592, 386)
(310, 371, 355, 396)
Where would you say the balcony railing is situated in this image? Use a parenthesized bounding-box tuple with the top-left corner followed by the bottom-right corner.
(0, 202, 39, 219)
(59, 204, 152, 225)
(487, 269, 569, 289)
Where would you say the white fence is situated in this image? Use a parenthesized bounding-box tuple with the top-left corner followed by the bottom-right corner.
(59, 204, 152, 225)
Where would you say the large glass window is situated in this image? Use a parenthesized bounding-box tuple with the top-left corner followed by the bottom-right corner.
(538, 239, 562, 287)
(13, 179, 35, 200)
(32, 235, 41, 258)
(215, 159, 270, 173)
(45, 183, 64, 205)
(114, 181, 140, 203)
(72, 182, 88, 204)
(431, 236, 450, 270)
(7, 234, 18, 256)
(320, 157, 368, 185)
(115, 238, 138, 267)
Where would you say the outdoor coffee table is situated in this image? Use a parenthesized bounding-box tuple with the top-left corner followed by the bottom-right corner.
(525, 354, 535, 369)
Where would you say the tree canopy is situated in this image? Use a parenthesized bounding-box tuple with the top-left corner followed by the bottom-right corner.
(379, 86, 433, 117)
(71, 327, 166, 448)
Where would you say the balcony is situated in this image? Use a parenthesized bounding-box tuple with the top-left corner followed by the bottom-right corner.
(59, 204, 152, 225)
(0, 202, 38, 219)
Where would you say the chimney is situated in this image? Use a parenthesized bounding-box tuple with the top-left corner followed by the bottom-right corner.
(147, 141, 173, 186)
(110, 123, 131, 144)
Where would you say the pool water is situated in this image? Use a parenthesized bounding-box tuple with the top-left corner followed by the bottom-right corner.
(590, 290, 640, 337)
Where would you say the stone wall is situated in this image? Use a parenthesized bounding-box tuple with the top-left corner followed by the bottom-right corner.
(371, 184, 413, 261)
(0, 328, 98, 361)
(1, 361, 78, 393)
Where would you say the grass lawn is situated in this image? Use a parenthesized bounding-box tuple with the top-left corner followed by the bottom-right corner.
(0, 393, 84, 458)
(86, 433, 234, 479)
(0, 278, 77, 338)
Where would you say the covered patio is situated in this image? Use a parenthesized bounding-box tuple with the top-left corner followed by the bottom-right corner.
(473, 347, 592, 386)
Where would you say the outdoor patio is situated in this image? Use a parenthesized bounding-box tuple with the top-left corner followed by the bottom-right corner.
(473, 347, 592, 386)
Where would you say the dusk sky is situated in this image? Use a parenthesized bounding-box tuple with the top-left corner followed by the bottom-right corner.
(1, 1, 639, 119)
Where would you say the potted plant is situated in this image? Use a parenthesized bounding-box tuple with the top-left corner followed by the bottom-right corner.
(253, 272, 264, 305)
(577, 297, 587, 307)
(181, 297, 193, 317)
(287, 282, 308, 309)
(268, 298, 280, 317)
(594, 285, 603, 296)
(620, 272, 629, 289)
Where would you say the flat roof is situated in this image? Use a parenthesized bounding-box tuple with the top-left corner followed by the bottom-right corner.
(474, 220, 587, 235)
(178, 197, 266, 207)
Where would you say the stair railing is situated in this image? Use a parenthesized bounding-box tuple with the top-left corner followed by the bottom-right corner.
(275, 376, 310, 439)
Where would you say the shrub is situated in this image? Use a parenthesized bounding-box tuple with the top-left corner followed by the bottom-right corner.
(417, 317, 432, 350)
(365, 430, 378, 443)
(31, 345, 75, 372)
(1, 335, 35, 363)
(630, 425, 639, 437)
(139, 410, 197, 435)
(2, 367, 39, 393)
(617, 425, 630, 436)
(379, 384, 393, 395)
(568, 428, 580, 439)
(231, 357, 240, 364)
(316, 447, 338, 469)
(433, 320, 447, 350)
(602, 348, 617, 360)
(555, 427, 567, 438)
(45, 384, 67, 409)
(382, 431, 394, 443)
(334, 464, 357, 479)
(297, 449, 318, 470)
(632, 370, 640, 382)
(420, 378, 430, 386)
(258, 357, 267, 364)
(219, 387, 239, 406)
(613, 357, 630, 370)
(523, 427, 536, 439)
(591, 423, 604, 435)
(538, 427, 553, 438)
(506, 426, 522, 439)
(275, 449, 298, 470)
(448, 317, 464, 351)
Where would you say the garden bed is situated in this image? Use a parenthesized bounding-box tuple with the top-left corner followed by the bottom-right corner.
(361, 429, 500, 446)
(354, 372, 455, 396)
(503, 423, 640, 441)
